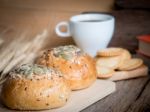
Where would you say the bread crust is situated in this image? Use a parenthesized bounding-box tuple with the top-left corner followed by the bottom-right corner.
(38, 45, 97, 90)
(0, 65, 71, 110)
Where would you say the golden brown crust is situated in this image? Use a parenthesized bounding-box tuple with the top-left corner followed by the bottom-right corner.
(0, 65, 71, 110)
(38, 45, 97, 90)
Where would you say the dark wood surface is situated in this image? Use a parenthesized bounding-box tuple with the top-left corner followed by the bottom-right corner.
(82, 77, 150, 112)
(109, 10, 150, 54)
(115, 0, 150, 9)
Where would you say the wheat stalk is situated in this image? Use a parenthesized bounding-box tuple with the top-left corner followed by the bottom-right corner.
(0, 28, 49, 84)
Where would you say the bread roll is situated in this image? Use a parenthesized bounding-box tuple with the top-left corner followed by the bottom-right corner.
(37, 45, 97, 90)
(0, 64, 71, 110)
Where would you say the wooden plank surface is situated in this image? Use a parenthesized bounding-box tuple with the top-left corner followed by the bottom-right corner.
(127, 79, 150, 112)
(81, 77, 150, 112)
(109, 10, 150, 53)
(0, 0, 114, 12)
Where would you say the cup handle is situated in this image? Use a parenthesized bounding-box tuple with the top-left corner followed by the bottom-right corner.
(55, 21, 71, 37)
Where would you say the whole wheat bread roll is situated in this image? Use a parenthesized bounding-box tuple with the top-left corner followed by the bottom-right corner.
(38, 45, 97, 90)
(0, 64, 71, 110)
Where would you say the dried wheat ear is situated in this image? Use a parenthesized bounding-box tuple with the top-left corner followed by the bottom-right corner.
(0, 29, 49, 84)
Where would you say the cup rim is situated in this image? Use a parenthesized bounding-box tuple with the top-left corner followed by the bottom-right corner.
(70, 13, 114, 23)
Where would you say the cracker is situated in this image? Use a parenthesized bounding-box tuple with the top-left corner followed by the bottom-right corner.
(97, 47, 124, 57)
(118, 49, 132, 68)
(96, 55, 121, 69)
(121, 49, 132, 60)
(96, 66, 115, 78)
(118, 58, 143, 71)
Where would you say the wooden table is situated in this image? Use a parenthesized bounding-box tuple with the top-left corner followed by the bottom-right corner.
(82, 77, 150, 112)
(0, 5, 150, 112)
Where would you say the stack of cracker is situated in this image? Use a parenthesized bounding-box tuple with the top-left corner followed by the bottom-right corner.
(96, 48, 148, 81)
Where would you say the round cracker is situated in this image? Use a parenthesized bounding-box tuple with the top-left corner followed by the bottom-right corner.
(97, 47, 124, 57)
(96, 55, 121, 69)
(118, 49, 132, 68)
(96, 66, 115, 78)
(118, 58, 143, 71)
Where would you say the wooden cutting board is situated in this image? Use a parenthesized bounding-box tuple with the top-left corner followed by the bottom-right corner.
(0, 80, 116, 112)
(108, 65, 148, 81)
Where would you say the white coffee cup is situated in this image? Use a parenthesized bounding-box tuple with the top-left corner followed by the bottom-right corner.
(55, 13, 115, 57)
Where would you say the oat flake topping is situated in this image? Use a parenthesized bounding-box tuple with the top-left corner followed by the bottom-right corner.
(52, 45, 84, 60)
(9, 64, 62, 79)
